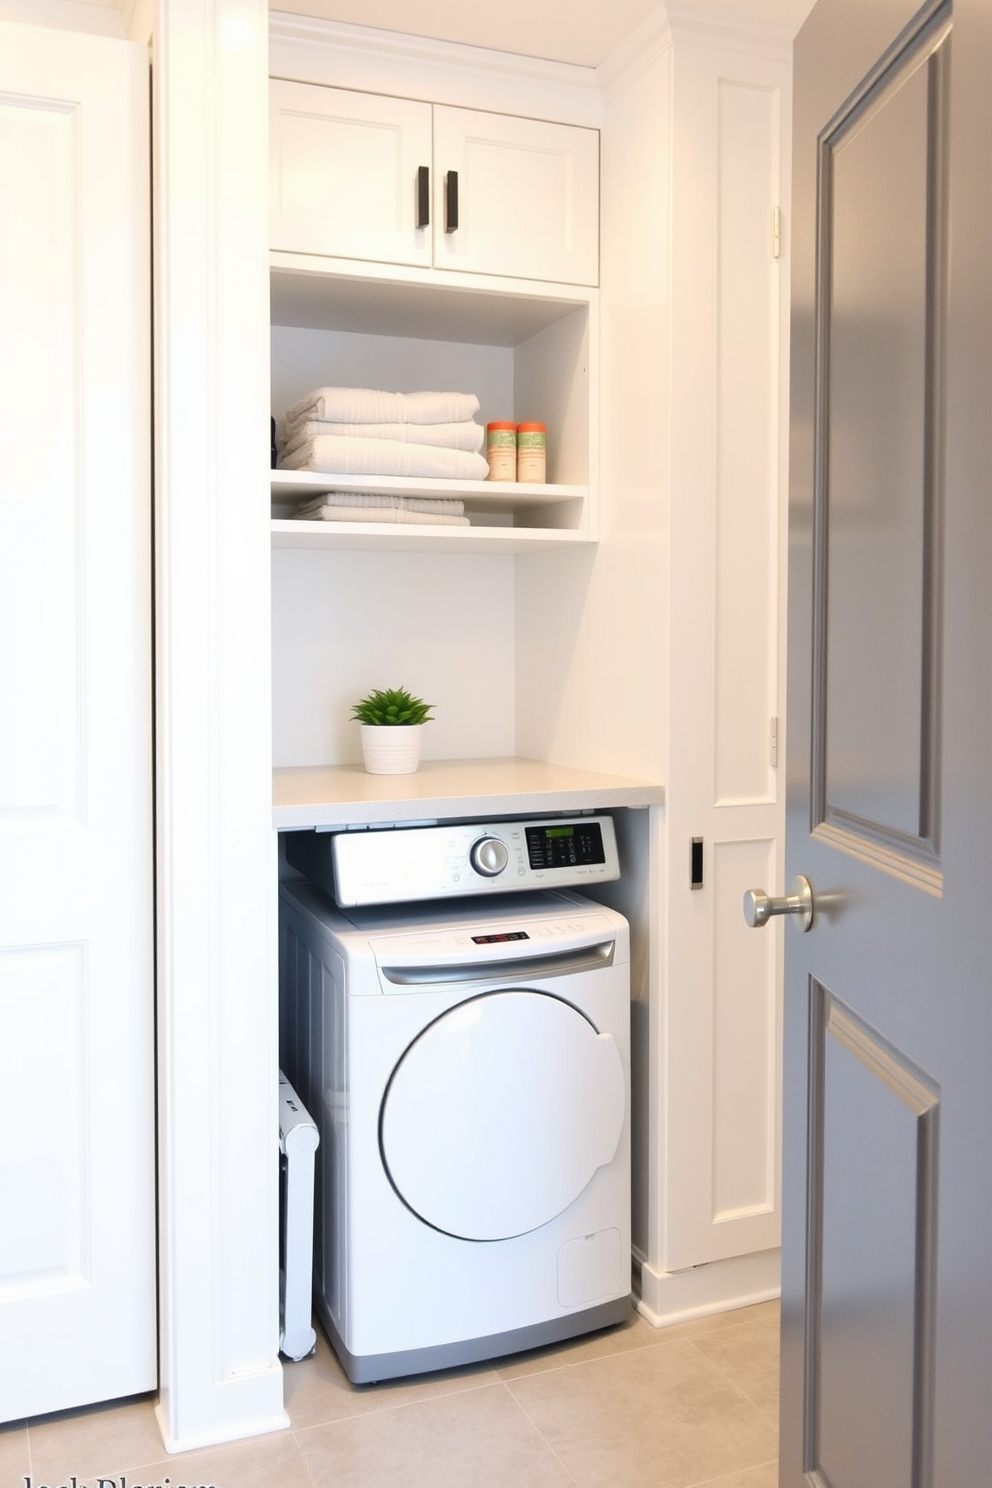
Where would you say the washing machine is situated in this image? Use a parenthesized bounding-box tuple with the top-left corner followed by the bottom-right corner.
(279, 816, 631, 1384)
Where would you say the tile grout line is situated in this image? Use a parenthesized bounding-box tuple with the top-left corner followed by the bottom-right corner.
(682, 1334, 781, 1429)
(288, 1376, 582, 1487)
(291, 1421, 324, 1488)
(502, 1336, 779, 1488)
(683, 1457, 780, 1488)
(288, 1374, 511, 1440)
(496, 1377, 582, 1487)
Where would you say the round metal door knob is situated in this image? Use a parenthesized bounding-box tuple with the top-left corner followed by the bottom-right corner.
(743, 874, 814, 933)
(469, 836, 509, 877)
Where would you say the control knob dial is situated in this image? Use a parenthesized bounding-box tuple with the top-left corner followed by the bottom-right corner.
(469, 836, 509, 877)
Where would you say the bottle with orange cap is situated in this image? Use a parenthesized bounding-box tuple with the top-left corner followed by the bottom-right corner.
(516, 422, 547, 483)
(485, 421, 516, 481)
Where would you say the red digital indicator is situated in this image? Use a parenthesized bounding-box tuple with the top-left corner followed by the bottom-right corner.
(471, 931, 530, 945)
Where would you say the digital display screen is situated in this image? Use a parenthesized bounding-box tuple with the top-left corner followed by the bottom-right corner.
(471, 930, 530, 945)
(525, 820, 606, 870)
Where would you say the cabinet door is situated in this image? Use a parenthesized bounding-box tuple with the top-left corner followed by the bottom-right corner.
(0, 22, 155, 1419)
(433, 105, 599, 286)
(270, 80, 433, 268)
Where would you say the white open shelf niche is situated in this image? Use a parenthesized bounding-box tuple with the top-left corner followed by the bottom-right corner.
(270, 254, 598, 554)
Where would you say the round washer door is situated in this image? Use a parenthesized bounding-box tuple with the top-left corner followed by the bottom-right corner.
(379, 989, 625, 1241)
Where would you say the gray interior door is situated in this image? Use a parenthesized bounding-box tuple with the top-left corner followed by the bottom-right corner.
(780, 0, 992, 1484)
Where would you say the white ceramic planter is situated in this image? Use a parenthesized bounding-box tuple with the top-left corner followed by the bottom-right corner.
(360, 724, 423, 775)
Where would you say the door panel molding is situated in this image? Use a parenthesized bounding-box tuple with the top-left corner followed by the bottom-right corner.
(810, 0, 950, 879)
(803, 978, 939, 1488)
(811, 819, 942, 896)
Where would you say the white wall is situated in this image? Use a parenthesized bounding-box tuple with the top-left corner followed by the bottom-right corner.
(0, 0, 123, 33)
(0, 0, 153, 40)
(271, 548, 517, 765)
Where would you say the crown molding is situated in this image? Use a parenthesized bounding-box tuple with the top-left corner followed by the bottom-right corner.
(598, 0, 793, 101)
(268, 11, 603, 124)
(268, 6, 790, 126)
(664, 1, 794, 58)
(119, 0, 152, 42)
(597, 8, 673, 103)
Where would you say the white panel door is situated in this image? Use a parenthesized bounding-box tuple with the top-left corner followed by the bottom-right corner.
(433, 105, 599, 286)
(0, 22, 155, 1420)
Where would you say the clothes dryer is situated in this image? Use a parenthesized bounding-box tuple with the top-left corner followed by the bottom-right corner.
(279, 881, 631, 1384)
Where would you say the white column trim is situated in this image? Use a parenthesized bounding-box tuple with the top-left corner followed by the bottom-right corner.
(153, 0, 285, 1451)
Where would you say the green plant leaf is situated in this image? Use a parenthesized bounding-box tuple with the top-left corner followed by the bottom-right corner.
(350, 685, 435, 726)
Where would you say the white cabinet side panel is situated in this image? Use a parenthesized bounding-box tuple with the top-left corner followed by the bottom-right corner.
(714, 78, 783, 807)
(662, 37, 790, 1278)
(711, 839, 779, 1225)
(155, 0, 285, 1452)
(515, 54, 667, 779)
(665, 835, 783, 1270)
(514, 308, 592, 487)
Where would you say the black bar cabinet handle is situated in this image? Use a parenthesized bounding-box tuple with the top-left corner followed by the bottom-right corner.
(416, 165, 430, 228)
(690, 837, 704, 890)
(445, 170, 459, 233)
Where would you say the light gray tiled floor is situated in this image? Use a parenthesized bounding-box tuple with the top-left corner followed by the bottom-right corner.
(1, 1301, 779, 1488)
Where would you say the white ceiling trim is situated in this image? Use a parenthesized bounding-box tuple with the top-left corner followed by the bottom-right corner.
(268, 6, 794, 126)
(664, 0, 794, 55)
(268, 10, 605, 125)
(598, 1, 793, 105)
(596, 7, 673, 102)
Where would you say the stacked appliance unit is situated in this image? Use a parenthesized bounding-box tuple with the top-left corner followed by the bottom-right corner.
(279, 814, 631, 1383)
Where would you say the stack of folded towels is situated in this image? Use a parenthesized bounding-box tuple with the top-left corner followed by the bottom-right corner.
(277, 385, 485, 467)
(291, 492, 470, 527)
(277, 386, 487, 526)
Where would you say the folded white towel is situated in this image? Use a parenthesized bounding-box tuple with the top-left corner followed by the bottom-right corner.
(277, 417, 485, 456)
(294, 492, 398, 513)
(282, 387, 480, 430)
(294, 492, 466, 518)
(279, 435, 489, 481)
(293, 504, 470, 527)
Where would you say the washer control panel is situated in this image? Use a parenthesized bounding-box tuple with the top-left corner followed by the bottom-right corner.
(286, 816, 620, 907)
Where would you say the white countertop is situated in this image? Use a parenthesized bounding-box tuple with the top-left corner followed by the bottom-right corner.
(273, 757, 664, 830)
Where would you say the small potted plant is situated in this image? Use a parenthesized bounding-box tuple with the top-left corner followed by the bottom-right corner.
(351, 686, 435, 775)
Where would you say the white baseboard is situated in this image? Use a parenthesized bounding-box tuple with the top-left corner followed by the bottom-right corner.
(155, 1378, 290, 1456)
(634, 1247, 781, 1330)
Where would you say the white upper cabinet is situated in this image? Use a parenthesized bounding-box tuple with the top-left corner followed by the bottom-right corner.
(270, 80, 599, 286)
(431, 105, 599, 285)
(270, 82, 433, 268)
